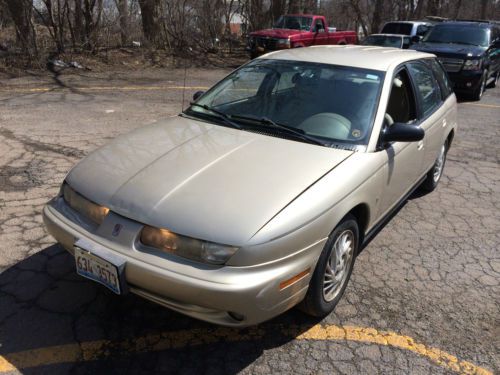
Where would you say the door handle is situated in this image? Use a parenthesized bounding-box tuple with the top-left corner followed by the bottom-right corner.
(417, 141, 424, 150)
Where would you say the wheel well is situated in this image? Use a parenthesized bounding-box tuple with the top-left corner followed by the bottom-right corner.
(347, 204, 369, 243)
(446, 129, 455, 150)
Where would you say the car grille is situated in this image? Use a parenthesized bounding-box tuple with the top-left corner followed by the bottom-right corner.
(256, 37, 277, 50)
(439, 57, 464, 73)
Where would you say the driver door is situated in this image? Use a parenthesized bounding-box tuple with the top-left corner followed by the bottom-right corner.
(377, 67, 425, 218)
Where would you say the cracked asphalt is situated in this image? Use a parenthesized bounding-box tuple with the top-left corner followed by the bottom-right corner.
(0, 67, 499, 374)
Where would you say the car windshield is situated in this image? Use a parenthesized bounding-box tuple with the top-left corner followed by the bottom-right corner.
(186, 59, 384, 146)
(362, 35, 402, 48)
(423, 25, 489, 47)
(381, 23, 413, 35)
(273, 16, 312, 31)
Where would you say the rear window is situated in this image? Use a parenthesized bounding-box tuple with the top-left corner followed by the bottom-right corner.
(381, 23, 413, 35)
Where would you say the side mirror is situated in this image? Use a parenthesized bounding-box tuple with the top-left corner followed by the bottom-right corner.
(411, 35, 423, 44)
(492, 39, 500, 49)
(193, 91, 204, 101)
(381, 123, 424, 144)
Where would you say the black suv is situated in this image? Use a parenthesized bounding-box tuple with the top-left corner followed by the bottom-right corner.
(412, 21, 500, 100)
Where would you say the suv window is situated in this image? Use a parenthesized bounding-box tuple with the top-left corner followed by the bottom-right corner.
(408, 62, 442, 118)
(429, 59, 453, 99)
(386, 69, 417, 124)
(423, 24, 489, 47)
(416, 24, 430, 37)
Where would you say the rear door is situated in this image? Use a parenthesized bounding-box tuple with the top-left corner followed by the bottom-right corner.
(407, 60, 449, 175)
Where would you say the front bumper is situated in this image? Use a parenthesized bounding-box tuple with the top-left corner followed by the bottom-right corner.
(43, 199, 324, 326)
(447, 70, 483, 92)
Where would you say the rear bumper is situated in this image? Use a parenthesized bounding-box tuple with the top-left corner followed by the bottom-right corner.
(43, 200, 323, 326)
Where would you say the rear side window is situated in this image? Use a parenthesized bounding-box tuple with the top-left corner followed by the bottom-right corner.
(407, 62, 442, 118)
(429, 59, 453, 99)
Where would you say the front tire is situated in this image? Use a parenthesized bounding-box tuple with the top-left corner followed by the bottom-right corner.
(471, 69, 487, 101)
(300, 215, 358, 317)
(487, 70, 499, 88)
(421, 141, 447, 192)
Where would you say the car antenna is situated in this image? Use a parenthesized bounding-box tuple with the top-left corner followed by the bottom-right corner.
(181, 47, 193, 112)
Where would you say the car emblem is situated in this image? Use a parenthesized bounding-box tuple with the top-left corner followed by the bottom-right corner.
(112, 224, 123, 237)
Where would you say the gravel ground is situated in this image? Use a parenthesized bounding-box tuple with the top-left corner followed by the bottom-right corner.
(0, 67, 498, 374)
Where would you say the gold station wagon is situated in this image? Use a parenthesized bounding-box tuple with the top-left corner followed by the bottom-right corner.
(43, 46, 457, 326)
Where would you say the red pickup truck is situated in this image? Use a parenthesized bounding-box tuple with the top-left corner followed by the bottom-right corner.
(247, 14, 358, 58)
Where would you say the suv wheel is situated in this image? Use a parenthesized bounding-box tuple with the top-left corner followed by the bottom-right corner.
(487, 70, 499, 88)
(472, 69, 487, 101)
(421, 141, 448, 192)
(300, 215, 358, 317)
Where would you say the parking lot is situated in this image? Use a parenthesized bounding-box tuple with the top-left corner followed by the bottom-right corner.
(0, 67, 498, 374)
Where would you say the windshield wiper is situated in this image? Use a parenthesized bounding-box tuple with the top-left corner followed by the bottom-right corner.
(187, 103, 242, 129)
(230, 114, 326, 146)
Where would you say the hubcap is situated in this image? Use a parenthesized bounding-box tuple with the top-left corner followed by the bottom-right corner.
(433, 144, 446, 183)
(323, 230, 354, 302)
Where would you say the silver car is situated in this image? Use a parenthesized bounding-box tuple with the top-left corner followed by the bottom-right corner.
(43, 46, 457, 326)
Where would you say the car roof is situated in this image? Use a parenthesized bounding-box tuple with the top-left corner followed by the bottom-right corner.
(438, 21, 492, 28)
(259, 45, 433, 71)
(368, 34, 406, 38)
(384, 21, 430, 25)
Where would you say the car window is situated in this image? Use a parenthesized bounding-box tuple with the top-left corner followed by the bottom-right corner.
(386, 68, 417, 124)
(381, 22, 413, 35)
(402, 37, 411, 49)
(429, 59, 453, 99)
(408, 62, 442, 118)
(314, 18, 325, 32)
(189, 59, 384, 146)
(209, 69, 268, 106)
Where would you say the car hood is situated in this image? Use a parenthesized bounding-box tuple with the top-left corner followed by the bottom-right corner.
(250, 29, 304, 39)
(66, 116, 353, 245)
(413, 42, 486, 58)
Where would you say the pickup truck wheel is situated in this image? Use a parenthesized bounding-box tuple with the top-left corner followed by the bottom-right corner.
(421, 141, 447, 192)
(299, 215, 358, 317)
(472, 70, 487, 101)
(487, 70, 499, 88)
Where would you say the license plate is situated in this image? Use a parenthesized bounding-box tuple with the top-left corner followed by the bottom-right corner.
(74, 239, 126, 295)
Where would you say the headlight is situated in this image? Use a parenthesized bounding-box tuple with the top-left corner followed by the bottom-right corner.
(140, 225, 238, 265)
(462, 59, 481, 71)
(62, 183, 109, 225)
(276, 38, 290, 47)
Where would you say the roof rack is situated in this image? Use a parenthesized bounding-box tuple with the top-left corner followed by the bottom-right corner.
(423, 16, 448, 22)
(449, 18, 500, 25)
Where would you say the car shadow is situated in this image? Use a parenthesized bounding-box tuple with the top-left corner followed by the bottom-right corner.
(0, 244, 322, 374)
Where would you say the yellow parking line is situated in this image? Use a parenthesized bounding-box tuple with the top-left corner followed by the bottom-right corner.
(0, 324, 492, 374)
(462, 102, 500, 109)
(0, 85, 210, 93)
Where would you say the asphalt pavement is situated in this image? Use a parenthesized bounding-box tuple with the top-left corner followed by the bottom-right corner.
(0, 68, 498, 374)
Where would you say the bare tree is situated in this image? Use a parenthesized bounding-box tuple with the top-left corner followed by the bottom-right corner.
(116, 0, 129, 46)
(3, 0, 38, 57)
(138, 0, 162, 47)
